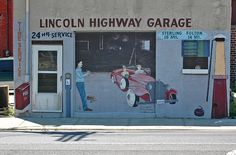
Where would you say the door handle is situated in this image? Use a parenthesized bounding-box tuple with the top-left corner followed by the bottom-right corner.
(60, 76, 62, 81)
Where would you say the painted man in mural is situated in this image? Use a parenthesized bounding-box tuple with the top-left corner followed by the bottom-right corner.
(121, 65, 129, 78)
(75, 61, 92, 111)
(135, 65, 145, 74)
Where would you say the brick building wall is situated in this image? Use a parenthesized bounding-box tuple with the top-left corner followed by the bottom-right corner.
(0, 0, 13, 58)
(231, 25, 236, 86)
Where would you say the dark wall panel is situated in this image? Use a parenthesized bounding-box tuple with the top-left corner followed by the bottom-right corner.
(75, 32, 156, 77)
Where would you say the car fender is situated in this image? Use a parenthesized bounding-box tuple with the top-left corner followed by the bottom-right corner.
(129, 86, 150, 101)
(165, 89, 177, 100)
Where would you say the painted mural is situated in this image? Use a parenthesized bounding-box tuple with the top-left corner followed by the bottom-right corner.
(212, 37, 228, 118)
(156, 30, 211, 118)
(110, 65, 177, 107)
(156, 30, 230, 118)
(75, 32, 177, 113)
(12, 0, 231, 118)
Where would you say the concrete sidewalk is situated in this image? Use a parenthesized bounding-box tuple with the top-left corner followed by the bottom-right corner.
(0, 117, 236, 131)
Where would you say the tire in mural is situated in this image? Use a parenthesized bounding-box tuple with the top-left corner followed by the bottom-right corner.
(126, 89, 138, 107)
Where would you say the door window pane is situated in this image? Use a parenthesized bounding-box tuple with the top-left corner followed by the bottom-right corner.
(38, 73, 57, 93)
(38, 51, 57, 71)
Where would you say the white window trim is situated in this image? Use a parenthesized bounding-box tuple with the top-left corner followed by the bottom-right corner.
(182, 69, 208, 75)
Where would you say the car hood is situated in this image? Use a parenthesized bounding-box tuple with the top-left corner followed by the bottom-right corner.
(130, 74, 155, 84)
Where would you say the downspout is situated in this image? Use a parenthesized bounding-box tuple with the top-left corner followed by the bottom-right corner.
(25, 0, 30, 82)
(6, 0, 9, 56)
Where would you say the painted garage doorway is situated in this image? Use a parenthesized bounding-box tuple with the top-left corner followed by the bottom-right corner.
(75, 32, 156, 115)
(32, 45, 63, 112)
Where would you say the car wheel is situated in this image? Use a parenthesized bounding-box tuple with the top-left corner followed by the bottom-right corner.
(169, 93, 177, 104)
(126, 89, 138, 107)
(119, 78, 129, 90)
(111, 76, 115, 84)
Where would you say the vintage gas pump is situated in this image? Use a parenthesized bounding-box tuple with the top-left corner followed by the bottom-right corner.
(212, 35, 228, 118)
(65, 73, 71, 117)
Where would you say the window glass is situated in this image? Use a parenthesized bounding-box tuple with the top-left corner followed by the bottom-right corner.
(0, 59, 14, 81)
(38, 51, 57, 71)
(38, 73, 57, 93)
(182, 40, 210, 70)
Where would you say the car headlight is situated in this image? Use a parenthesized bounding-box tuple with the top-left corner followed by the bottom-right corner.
(147, 83, 152, 90)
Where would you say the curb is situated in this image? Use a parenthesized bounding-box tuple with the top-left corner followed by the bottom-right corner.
(1, 117, 236, 131)
(2, 125, 236, 131)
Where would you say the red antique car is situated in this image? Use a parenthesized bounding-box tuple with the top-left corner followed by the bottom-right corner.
(111, 66, 177, 107)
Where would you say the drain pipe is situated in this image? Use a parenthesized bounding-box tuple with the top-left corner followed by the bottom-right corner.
(25, 0, 30, 82)
(5, 0, 9, 57)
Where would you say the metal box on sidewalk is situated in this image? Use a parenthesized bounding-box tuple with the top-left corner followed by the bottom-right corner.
(15, 83, 30, 110)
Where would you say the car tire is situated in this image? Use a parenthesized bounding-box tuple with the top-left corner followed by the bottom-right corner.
(169, 93, 177, 104)
(111, 76, 115, 84)
(119, 78, 129, 90)
(126, 89, 138, 107)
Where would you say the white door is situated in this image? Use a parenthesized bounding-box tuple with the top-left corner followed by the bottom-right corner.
(32, 45, 62, 112)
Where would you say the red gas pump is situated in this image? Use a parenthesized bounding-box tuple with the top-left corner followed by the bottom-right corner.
(211, 36, 228, 118)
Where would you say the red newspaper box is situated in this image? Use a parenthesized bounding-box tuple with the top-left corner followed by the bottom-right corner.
(15, 83, 30, 110)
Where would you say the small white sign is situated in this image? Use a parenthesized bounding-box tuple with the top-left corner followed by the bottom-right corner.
(157, 30, 207, 40)
(66, 79, 71, 86)
(156, 100, 165, 104)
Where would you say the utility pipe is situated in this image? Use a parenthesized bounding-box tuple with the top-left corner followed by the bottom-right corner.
(25, 0, 30, 81)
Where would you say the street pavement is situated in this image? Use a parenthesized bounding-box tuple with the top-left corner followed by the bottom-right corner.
(0, 117, 236, 131)
(0, 130, 236, 155)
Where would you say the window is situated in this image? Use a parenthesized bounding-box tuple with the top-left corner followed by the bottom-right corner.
(141, 40, 151, 51)
(182, 40, 210, 74)
(0, 58, 14, 81)
(38, 73, 57, 93)
(37, 51, 58, 93)
(38, 51, 57, 71)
